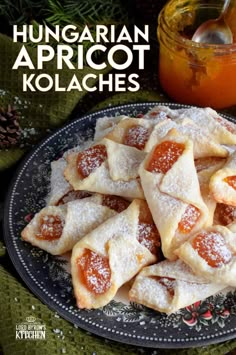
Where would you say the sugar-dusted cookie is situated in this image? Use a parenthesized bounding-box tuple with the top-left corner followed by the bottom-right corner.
(21, 197, 116, 255)
(105, 117, 153, 151)
(129, 259, 225, 314)
(94, 115, 128, 142)
(209, 151, 236, 206)
(145, 118, 228, 158)
(64, 139, 144, 199)
(71, 199, 160, 309)
(46, 158, 71, 206)
(175, 107, 236, 145)
(139, 129, 209, 260)
(176, 225, 236, 287)
(148, 106, 236, 145)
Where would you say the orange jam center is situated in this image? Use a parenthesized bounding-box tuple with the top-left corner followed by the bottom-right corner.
(123, 125, 150, 150)
(215, 203, 236, 226)
(77, 249, 111, 295)
(178, 205, 201, 234)
(37, 215, 64, 240)
(77, 144, 107, 178)
(224, 176, 236, 190)
(154, 276, 175, 297)
(102, 195, 130, 213)
(146, 141, 185, 174)
(192, 232, 232, 268)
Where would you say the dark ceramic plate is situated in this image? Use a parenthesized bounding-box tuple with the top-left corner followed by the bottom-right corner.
(4, 103, 236, 349)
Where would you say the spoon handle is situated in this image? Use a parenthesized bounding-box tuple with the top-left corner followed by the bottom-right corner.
(222, 0, 236, 18)
(222, 0, 236, 40)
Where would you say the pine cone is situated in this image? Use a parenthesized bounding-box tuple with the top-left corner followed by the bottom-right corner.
(0, 105, 21, 149)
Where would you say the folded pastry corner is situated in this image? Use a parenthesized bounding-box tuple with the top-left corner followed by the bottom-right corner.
(71, 199, 161, 309)
(21, 197, 116, 255)
(46, 158, 72, 206)
(64, 140, 144, 199)
(176, 225, 236, 287)
(209, 151, 236, 206)
(104, 117, 153, 151)
(198, 161, 226, 226)
(103, 138, 146, 182)
(129, 259, 225, 314)
(175, 107, 236, 145)
(94, 115, 128, 141)
(139, 129, 209, 260)
(145, 119, 228, 159)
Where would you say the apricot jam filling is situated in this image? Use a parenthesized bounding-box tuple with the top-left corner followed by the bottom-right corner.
(224, 176, 236, 190)
(77, 144, 107, 178)
(215, 203, 236, 226)
(178, 205, 201, 234)
(102, 195, 130, 213)
(77, 249, 111, 295)
(36, 215, 64, 240)
(192, 232, 232, 268)
(146, 141, 185, 174)
(123, 125, 150, 150)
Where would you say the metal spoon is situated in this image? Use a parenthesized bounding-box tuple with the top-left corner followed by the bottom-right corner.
(192, 0, 234, 44)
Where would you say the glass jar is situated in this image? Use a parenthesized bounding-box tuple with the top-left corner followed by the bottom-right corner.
(157, 0, 236, 109)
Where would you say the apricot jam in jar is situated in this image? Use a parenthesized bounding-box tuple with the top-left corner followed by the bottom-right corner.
(157, 0, 236, 109)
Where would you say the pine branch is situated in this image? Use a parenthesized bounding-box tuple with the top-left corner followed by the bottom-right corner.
(0, 0, 48, 24)
(1, 0, 129, 63)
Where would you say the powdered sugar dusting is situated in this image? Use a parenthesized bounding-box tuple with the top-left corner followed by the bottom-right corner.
(77, 144, 107, 178)
(193, 232, 232, 267)
(123, 125, 150, 150)
(178, 205, 200, 234)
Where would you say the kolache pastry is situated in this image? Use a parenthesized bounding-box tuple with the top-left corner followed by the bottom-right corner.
(139, 129, 209, 260)
(154, 106, 236, 145)
(104, 117, 154, 151)
(46, 158, 72, 206)
(71, 199, 161, 309)
(46, 157, 92, 206)
(21, 196, 118, 255)
(64, 138, 144, 199)
(94, 115, 128, 142)
(209, 151, 236, 206)
(129, 259, 225, 314)
(145, 118, 228, 158)
(175, 226, 236, 287)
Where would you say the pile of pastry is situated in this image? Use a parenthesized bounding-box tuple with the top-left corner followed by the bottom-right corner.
(21, 105, 236, 314)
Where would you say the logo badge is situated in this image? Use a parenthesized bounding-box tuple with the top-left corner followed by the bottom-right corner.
(16, 316, 46, 340)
